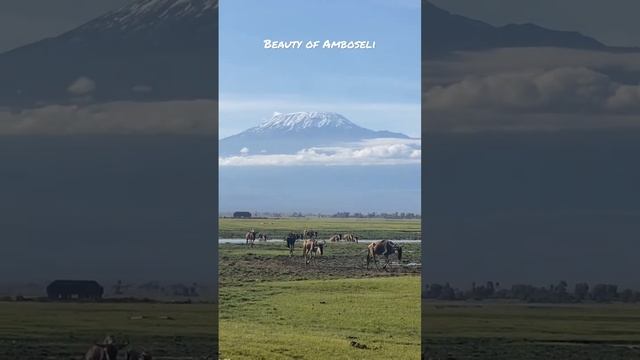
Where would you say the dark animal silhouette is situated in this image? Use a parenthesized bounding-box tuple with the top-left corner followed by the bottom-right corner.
(285, 232, 302, 256)
(84, 335, 128, 360)
(258, 232, 269, 241)
(367, 240, 402, 270)
(47, 280, 103, 300)
(126, 349, 152, 360)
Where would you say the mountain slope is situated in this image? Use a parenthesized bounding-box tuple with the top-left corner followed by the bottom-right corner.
(423, 1, 636, 57)
(1, 0, 634, 107)
(0, 0, 218, 107)
(220, 112, 409, 156)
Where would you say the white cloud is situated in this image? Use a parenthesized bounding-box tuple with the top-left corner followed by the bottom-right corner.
(67, 77, 96, 95)
(607, 84, 640, 111)
(0, 100, 217, 135)
(239, 147, 249, 155)
(424, 47, 640, 132)
(425, 66, 640, 113)
(219, 138, 421, 167)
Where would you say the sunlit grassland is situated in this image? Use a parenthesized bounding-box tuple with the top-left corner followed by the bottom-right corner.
(219, 217, 421, 240)
(0, 302, 217, 359)
(423, 301, 640, 359)
(219, 277, 421, 360)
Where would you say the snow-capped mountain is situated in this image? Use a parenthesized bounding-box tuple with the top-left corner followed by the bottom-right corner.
(258, 112, 358, 132)
(220, 112, 409, 156)
(0, 0, 218, 107)
(88, 0, 217, 30)
(59, 0, 217, 51)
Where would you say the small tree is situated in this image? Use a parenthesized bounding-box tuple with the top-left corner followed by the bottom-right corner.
(574, 283, 589, 301)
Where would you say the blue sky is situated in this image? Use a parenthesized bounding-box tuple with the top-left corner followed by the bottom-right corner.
(219, 0, 421, 138)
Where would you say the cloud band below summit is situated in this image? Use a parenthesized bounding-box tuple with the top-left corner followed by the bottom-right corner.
(219, 138, 421, 167)
(425, 66, 640, 113)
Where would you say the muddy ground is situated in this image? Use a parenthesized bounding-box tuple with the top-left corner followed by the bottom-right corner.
(218, 241, 422, 285)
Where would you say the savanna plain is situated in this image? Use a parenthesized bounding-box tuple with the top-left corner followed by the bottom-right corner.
(218, 217, 422, 360)
(424, 301, 640, 359)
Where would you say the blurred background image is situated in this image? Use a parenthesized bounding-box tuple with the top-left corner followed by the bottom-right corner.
(0, 1, 218, 358)
(422, 1, 640, 359)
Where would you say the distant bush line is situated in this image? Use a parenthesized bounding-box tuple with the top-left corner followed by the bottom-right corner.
(221, 212, 421, 219)
(327, 212, 421, 219)
(424, 281, 640, 303)
(0, 295, 214, 304)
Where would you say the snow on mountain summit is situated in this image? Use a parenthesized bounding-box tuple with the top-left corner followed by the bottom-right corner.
(78, 0, 217, 32)
(220, 112, 410, 155)
(258, 112, 359, 132)
(115, 0, 216, 19)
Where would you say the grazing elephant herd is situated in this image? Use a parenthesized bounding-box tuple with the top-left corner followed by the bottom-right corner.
(245, 228, 403, 269)
(84, 336, 151, 360)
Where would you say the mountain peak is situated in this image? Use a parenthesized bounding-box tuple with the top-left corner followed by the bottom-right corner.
(423, 0, 609, 57)
(220, 112, 410, 155)
(75, 0, 217, 33)
(258, 112, 359, 131)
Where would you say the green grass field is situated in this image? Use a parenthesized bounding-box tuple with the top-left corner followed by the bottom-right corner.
(423, 301, 640, 359)
(220, 277, 421, 360)
(219, 217, 421, 240)
(0, 302, 217, 359)
(218, 241, 421, 359)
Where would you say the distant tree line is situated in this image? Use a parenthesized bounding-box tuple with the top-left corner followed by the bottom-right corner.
(136, 281, 200, 297)
(424, 281, 640, 303)
(226, 211, 421, 219)
(329, 212, 421, 219)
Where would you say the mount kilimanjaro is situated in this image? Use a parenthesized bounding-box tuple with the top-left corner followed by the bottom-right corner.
(0, 0, 218, 108)
(219, 112, 410, 156)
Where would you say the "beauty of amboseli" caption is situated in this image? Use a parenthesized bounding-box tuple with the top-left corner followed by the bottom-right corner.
(263, 40, 376, 49)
